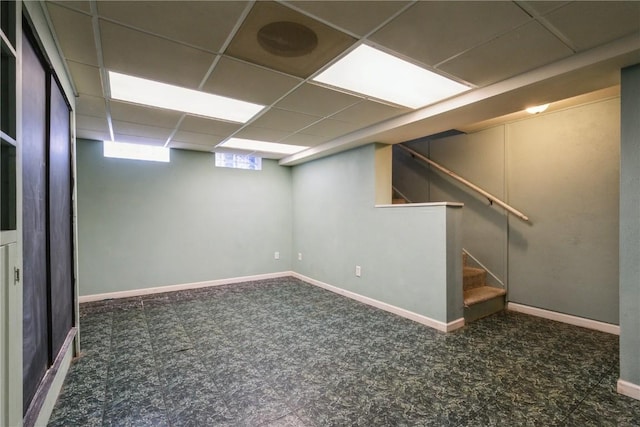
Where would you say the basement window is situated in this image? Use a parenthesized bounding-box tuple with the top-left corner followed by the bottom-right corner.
(103, 141, 170, 163)
(215, 152, 262, 171)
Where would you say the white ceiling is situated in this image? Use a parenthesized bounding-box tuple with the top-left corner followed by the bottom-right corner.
(44, 1, 640, 163)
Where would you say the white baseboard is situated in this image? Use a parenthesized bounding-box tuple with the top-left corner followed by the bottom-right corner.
(78, 271, 293, 303)
(507, 302, 620, 335)
(618, 379, 640, 401)
(291, 272, 464, 333)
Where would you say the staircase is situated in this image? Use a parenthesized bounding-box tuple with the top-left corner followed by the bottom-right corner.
(463, 252, 506, 322)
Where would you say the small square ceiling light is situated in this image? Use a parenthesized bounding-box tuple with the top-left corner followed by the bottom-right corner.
(313, 45, 471, 109)
(108, 71, 265, 123)
(219, 138, 307, 155)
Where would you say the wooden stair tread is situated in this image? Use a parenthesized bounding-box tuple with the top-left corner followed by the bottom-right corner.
(464, 286, 506, 306)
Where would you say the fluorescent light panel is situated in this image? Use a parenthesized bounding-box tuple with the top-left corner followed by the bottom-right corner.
(219, 138, 308, 155)
(108, 71, 265, 123)
(313, 45, 470, 109)
(104, 140, 170, 162)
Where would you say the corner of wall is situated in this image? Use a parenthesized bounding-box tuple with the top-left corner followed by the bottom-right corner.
(374, 144, 392, 205)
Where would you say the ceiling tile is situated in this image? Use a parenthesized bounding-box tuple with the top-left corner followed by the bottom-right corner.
(280, 133, 328, 147)
(76, 94, 107, 118)
(67, 61, 103, 96)
(233, 126, 292, 142)
(46, 3, 98, 65)
(171, 130, 226, 146)
(76, 129, 111, 141)
(250, 108, 321, 132)
(97, 1, 249, 52)
(544, 1, 640, 52)
(110, 101, 182, 128)
(112, 120, 173, 140)
(179, 116, 242, 136)
(438, 21, 573, 87)
(202, 57, 302, 105)
(369, 1, 531, 66)
(300, 118, 362, 138)
(113, 134, 167, 146)
(330, 100, 409, 125)
(169, 142, 214, 152)
(50, 1, 92, 14)
(289, 1, 410, 36)
(226, 1, 356, 78)
(100, 20, 215, 88)
(76, 114, 109, 132)
(520, 1, 570, 15)
(275, 83, 361, 117)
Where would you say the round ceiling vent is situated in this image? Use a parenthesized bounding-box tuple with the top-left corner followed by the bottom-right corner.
(257, 21, 318, 57)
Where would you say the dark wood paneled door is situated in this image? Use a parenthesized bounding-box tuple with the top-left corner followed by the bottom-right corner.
(48, 76, 73, 360)
(21, 29, 48, 414)
(21, 26, 74, 414)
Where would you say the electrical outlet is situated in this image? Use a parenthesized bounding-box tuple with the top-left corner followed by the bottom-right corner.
(298, 253, 302, 261)
(274, 251, 280, 260)
(355, 265, 361, 277)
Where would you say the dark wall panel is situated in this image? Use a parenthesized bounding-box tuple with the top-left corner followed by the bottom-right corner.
(48, 77, 72, 361)
(21, 31, 49, 413)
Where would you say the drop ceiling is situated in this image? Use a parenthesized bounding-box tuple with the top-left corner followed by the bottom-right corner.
(43, 1, 640, 163)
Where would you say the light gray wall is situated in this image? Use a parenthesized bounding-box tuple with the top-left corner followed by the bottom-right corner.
(393, 97, 620, 324)
(292, 144, 463, 323)
(619, 64, 640, 388)
(76, 139, 292, 296)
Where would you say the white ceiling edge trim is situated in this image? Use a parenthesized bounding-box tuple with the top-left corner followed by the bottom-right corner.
(280, 33, 640, 166)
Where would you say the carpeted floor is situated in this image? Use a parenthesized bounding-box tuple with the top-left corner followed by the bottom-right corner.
(48, 277, 640, 426)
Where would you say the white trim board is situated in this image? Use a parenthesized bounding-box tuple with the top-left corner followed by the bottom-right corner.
(507, 302, 620, 335)
(78, 272, 293, 303)
(291, 272, 464, 333)
(618, 379, 640, 401)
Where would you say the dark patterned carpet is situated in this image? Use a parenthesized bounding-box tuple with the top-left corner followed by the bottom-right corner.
(48, 277, 640, 426)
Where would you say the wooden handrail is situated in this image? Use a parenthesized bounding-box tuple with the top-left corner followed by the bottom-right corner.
(397, 144, 529, 222)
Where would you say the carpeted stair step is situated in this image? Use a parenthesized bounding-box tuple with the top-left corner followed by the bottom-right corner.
(464, 285, 507, 322)
(463, 267, 486, 291)
(464, 286, 507, 307)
